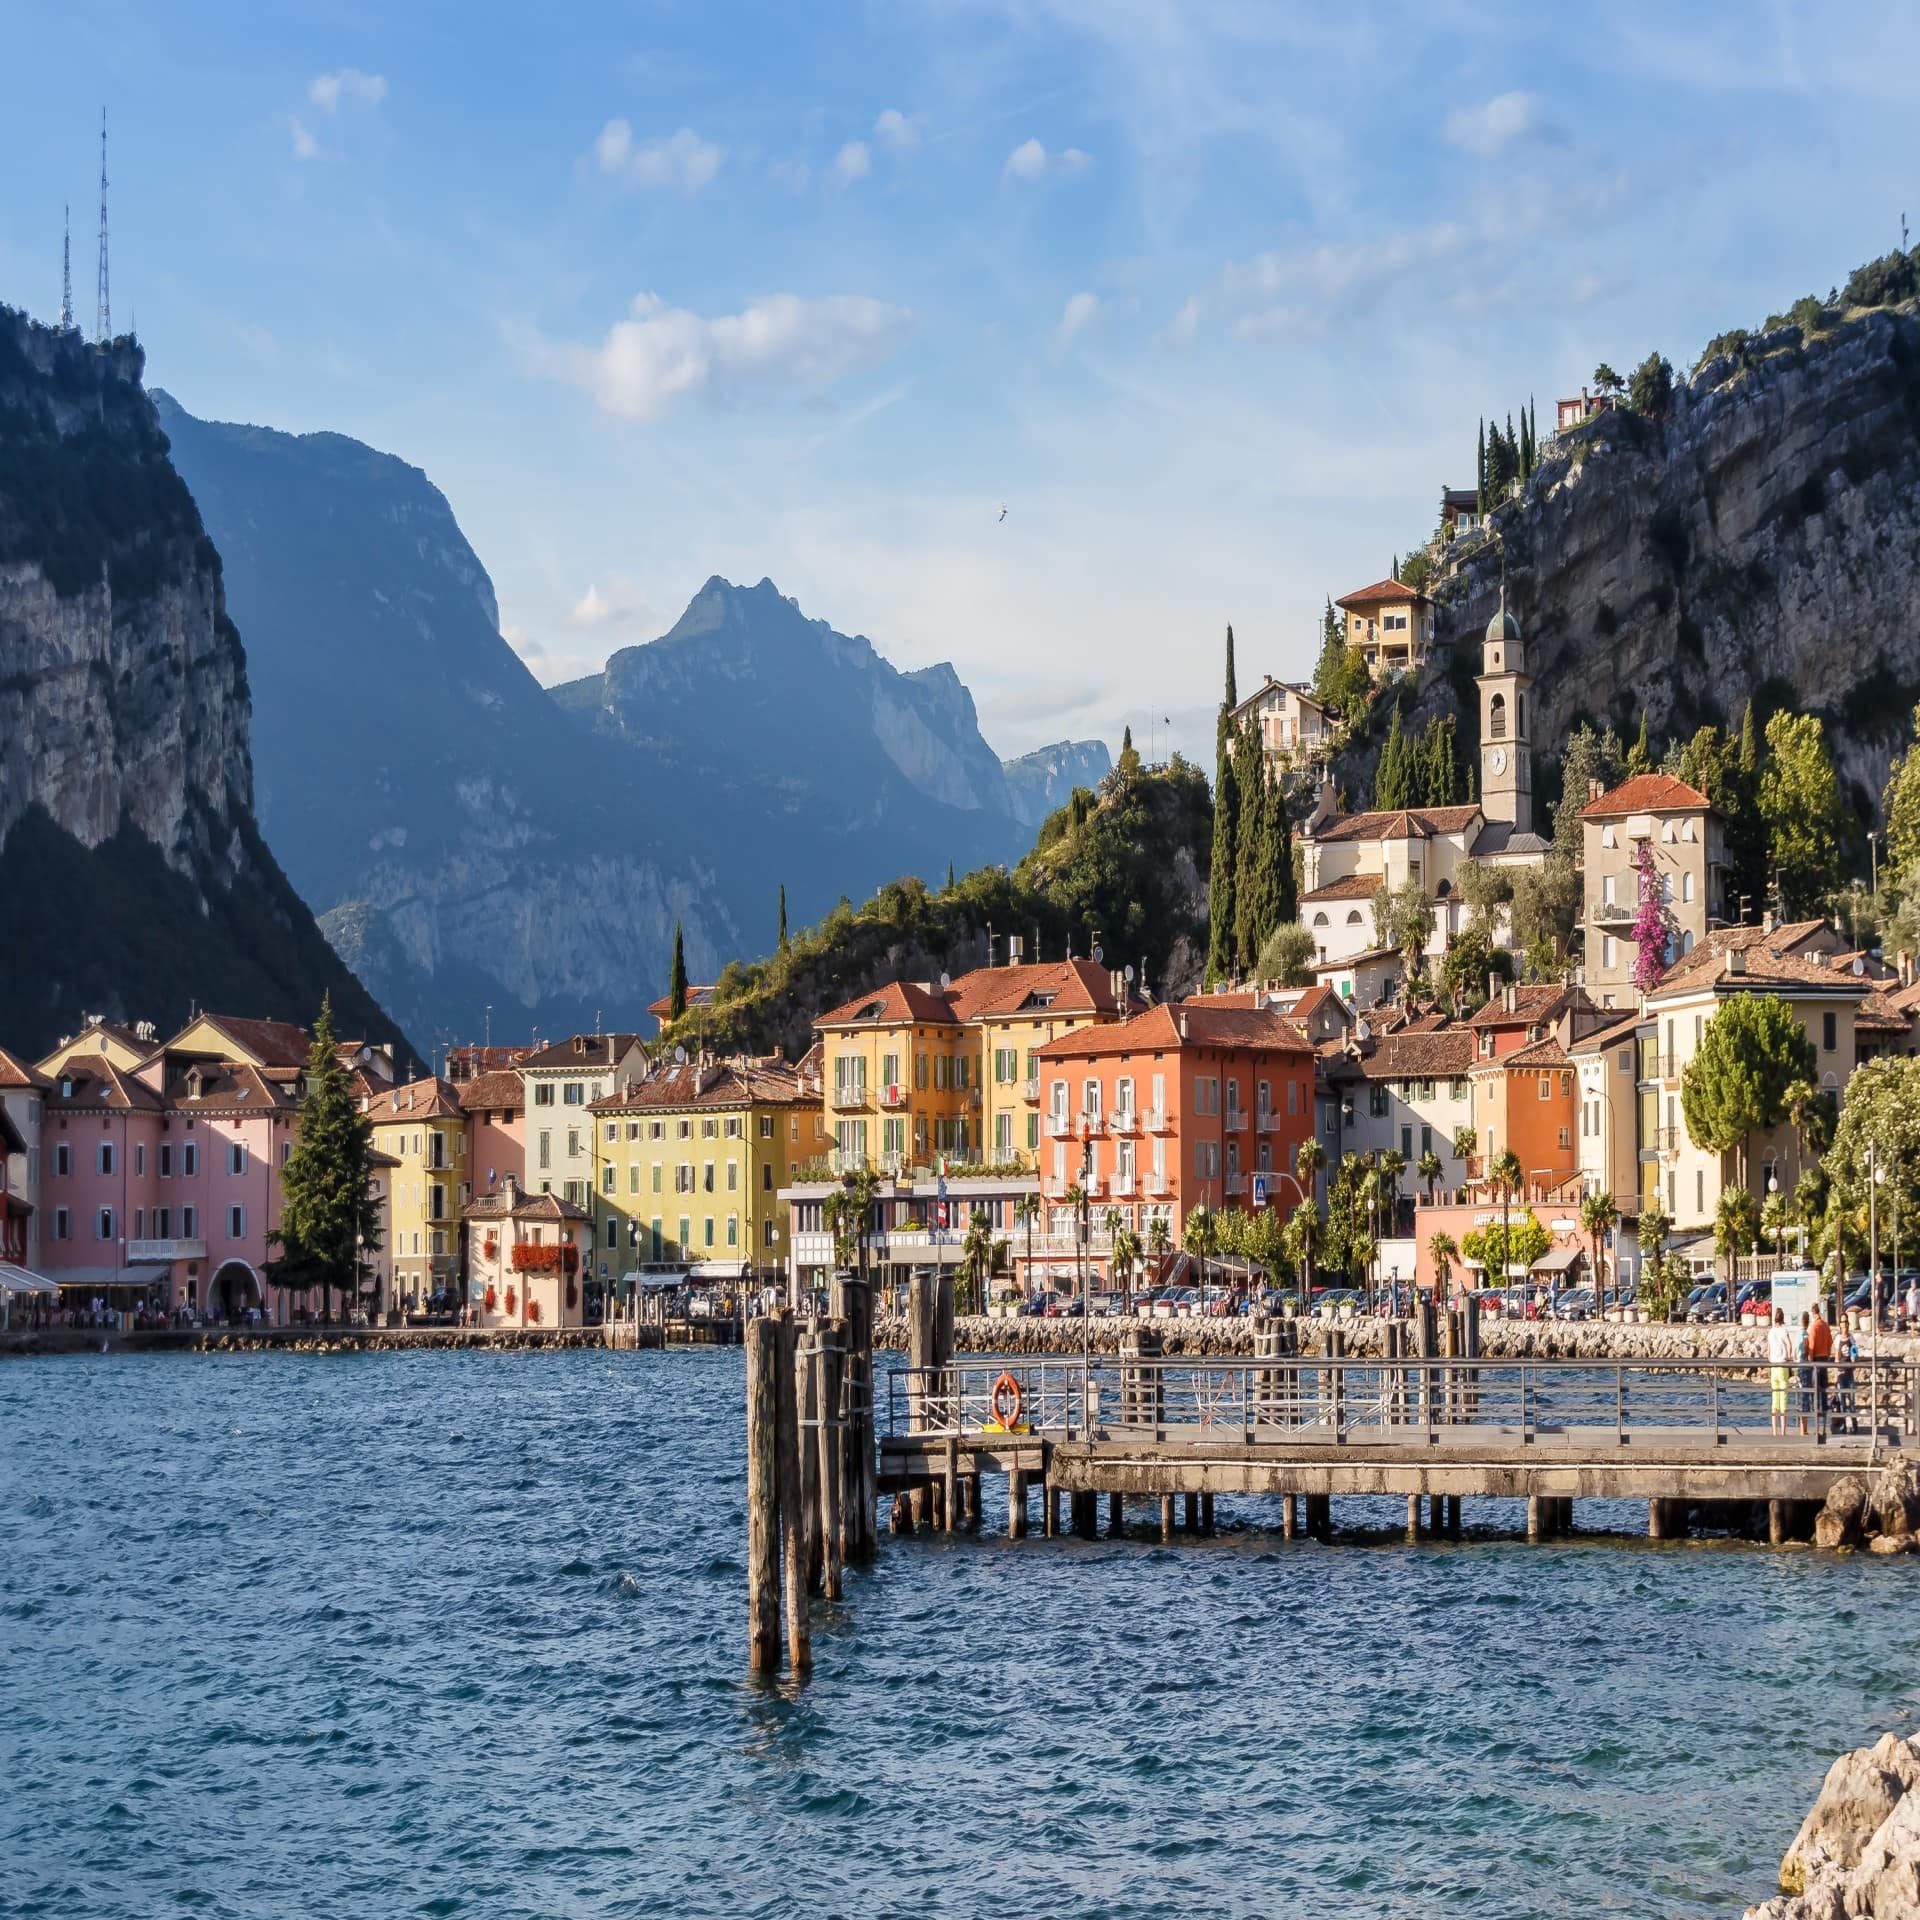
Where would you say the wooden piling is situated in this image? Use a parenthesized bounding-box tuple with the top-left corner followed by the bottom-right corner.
(1044, 1482, 1059, 1537)
(774, 1315, 811, 1674)
(797, 1316, 822, 1594)
(1282, 1491, 1297, 1539)
(1199, 1492, 1214, 1534)
(1527, 1493, 1546, 1543)
(1160, 1493, 1175, 1542)
(1108, 1490, 1124, 1537)
(746, 1317, 781, 1674)
(1008, 1466, 1028, 1539)
(817, 1317, 844, 1602)
(967, 1472, 982, 1531)
(1406, 1493, 1422, 1541)
(1183, 1491, 1200, 1532)
(1768, 1499, 1787, 1547)
(943, 1436, 959, 1536)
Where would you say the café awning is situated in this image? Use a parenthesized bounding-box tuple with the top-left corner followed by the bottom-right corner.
(0, 1263, 55, 1297)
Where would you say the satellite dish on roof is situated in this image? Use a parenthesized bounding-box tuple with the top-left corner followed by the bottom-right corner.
(1124, 964, 1135, 982)
(1092, 944, 1104, 964)
(674, 1044, 687, 1064)
(939, 971, 951, 988)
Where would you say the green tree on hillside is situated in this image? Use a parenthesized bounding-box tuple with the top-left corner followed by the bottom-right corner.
(1681, 994, 1817, 1195)
(1255, 920, 1316, 988)
(1311, 601, 1370, 723)
(1758, 710, 1846, 919)
(778, 885, 789, 952)
(1118, 724, 1141, 778)
(1592, 363, 1625, 398)
(1372, 878, 1434, 979)
(1374, 705, 1412, 809)
(1208, 629, 1240, 982)
(1629, 353, 1674, 419)
(1880, 704, 1920, 881)
(265, 998, 383, 1323)
(669, 921, 689, 1020)
(1625, 711, 1655, 777)
(1554, 723, 1625, 858)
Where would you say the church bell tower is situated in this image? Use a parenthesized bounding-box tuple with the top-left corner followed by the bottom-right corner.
(1477, 582, 1532, 833)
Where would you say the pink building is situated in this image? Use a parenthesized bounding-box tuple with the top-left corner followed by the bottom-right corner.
(35, 1013, 323, 1322)
(0, 1045, 48, 1272)
(463, 1178, 589, 1328)
(458, 1069, 528, 1197)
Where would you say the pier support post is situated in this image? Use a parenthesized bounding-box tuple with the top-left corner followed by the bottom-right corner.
(967, 1473, 982, 1532)
(1768, 1499, 1787, 1547)
(1044, 1483, 1059, 1537)
(774, 1315, 812, 1675)
(1161, 1494, 1175, 1542)
(817, 1317, 845, 1602)
(1183, 1491, 1200, 1533)
(1008, 1467, 1028, 1540)
(828, 1272, 876, 1561)
(1199, 1493, 1214, 1534)
(1527, 1494, 1546, 1543)
(1108, 1491, 1124, 1537)
(1282, 1491, 1297, 1539)
(1406, 1494, 1422, 1541)
(1305, 1493, 1330, 1538)
(746, 1318, 781, 1674)
(797, 1317, 822, 1594)
(943, 1437, 959, 1536)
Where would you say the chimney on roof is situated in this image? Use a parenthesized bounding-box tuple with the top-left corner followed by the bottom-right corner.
(574, 1035, 587, 1056)
(1762, 910, 1775, 935)
(1725, 949, 1746, 978)
(1587, 777, 1603, 803)
(1008, 934, 1024, 964)
(1178, 1009, 1189, 1041)
(1504, 984, 1518, 1014)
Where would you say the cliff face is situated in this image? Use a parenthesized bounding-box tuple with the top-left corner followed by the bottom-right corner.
(1002, 739, 1115, 827)
(1352, 302, 1920, 820)
(0, 311, 402, 1058)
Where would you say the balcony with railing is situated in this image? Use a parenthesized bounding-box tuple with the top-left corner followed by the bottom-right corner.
(1256, 1109, 1280, 1132)
(1145, 1169, 1172, 1196)
(1144, 1108, 1172, 1133)
(830, 1084, 870, 1112)
(1078, 1110, 1106, 1136)
(1652, 1124, 1681, 1153)
(1110, 1171, 1136, 1197)
(1109, 1107, 1139, 1136)
(1022, 1078, 1041, 1105)
(1225, 1110, 1249, 1133)
(1224, 1172, 1247, 1196)
(128, 1237, 206, 1263)
(877, 1084, 908, 1109)
(1044, 1112, 1074, 1139)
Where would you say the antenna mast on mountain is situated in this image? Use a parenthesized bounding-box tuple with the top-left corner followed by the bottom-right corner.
(95, 108, 110, 344)
(60, 206, 72, 329)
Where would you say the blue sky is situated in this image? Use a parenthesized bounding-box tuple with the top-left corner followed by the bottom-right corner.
(3, 1, 1916, 767)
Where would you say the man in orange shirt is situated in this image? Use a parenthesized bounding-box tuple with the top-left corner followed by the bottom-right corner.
(1807, 1301, 1834, 1434)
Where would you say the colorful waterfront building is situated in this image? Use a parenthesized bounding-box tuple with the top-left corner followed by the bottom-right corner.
(359, 1075, 470, 1308)
(517, 1033, 648, 1244)
(458, 1069, 528, 1199)
(0, 1046, 49, 1271)
(589, 1054, 824, 1290)
(1031, 1002, 1316, 1287)
(463, 1177, 590, 1328)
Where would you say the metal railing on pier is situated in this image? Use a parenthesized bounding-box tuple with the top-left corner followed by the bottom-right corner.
(884, 1356, 1918, 1452)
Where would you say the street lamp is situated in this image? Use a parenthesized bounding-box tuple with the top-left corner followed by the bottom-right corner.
(1869, 1147, 1883, 1457)
(1078, 1138, 1093, 1434)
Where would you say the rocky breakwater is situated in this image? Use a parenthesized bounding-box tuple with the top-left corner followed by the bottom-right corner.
(1810, 1459, 1920, 1554)
(1748, 1729, 1920, 1918)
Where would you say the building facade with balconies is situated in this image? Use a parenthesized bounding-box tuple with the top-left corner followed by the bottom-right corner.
(517, 1032, 648, 1258)
(361, 1075, 470, 1308)
(0, 1046, 48, 1273)
(1579, 773, 1729, 1009)
(1033, 1002, 1315, 1285)
(1336, 577, 1434, 676)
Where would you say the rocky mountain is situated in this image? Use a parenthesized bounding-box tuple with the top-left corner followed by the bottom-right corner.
(1348, 296, 1920, 826)
(154, 405, 1050, 1047)
(1002, 739, 1114, 826)
(0, 311, 402, 1059)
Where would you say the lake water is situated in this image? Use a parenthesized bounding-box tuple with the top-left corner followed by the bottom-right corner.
(3, 1348, 1916, 1919)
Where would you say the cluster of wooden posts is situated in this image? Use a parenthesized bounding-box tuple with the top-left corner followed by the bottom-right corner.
(744, 1273, 875, 1677)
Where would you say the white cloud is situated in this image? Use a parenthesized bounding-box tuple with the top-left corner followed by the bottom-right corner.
(536, 291, 915, 424)
(569, 577, 652, 630)
(1442, 91, 1551, 159)
(593, 120, 727, 192)
(768, 155, 812, 194)
(1056, 291, 1100, 346)
(309, 68, 387, 113)
(289, 117, 320, 160)
(874, 108, 923, 153)
(1004, 138, 1092, 184)
(831, 140, 871, 188)
(1156, 294, 1202, 348)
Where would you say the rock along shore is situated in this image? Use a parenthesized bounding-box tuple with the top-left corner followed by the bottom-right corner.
(1748, 1728, 1920, 1917)
(1, 1325, 615, 1358)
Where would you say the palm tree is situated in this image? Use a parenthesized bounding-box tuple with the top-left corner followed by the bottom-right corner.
(1296, 1137, 1327, 1205)
(1428, 1230, 1459, 1304)
(1491, 1148, 1523, 1300)
(1452, 1124, 1478, 1174)
(1286, 1200, 1321, 1303)
(960, 1206, 995, 1315)
(1112, 1226, 1142, 1309)
(1379, 1148, 1408, 1236)
(1183, 1203, 1220, 1303)
(1784, 1078, 1818, 1185)
(1417, 1148, 1444, 1204)
(1064, 1182, 1087, 1299)
(1146, 1214, 1172, 1288)
(1014, 1191, 1040, 1300)
(1580, 1190, 1620, 1305)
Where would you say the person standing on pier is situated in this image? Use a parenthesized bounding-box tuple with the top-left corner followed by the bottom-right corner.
(1767, 1308, 1795, 1437)
(1807, 1302, 1833, 1434)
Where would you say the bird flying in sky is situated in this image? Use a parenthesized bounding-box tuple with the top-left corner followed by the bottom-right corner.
(997, 504, 1007, 523)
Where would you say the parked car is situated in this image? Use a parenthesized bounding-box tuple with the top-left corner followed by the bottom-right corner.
(1021, 1290, 1064, 1319)
(1688, 1281, 1729, 1323)
(1550, 1288, 1594, 1321)
(1735, 1279, 1773, 1322)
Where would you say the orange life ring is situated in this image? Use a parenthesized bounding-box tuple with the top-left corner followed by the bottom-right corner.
(990, 1370, 1024, 1430)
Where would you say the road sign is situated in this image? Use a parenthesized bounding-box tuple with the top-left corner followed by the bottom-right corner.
(1252, 1174, 1268, 1206)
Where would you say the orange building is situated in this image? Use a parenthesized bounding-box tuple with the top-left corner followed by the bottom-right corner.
(1033, 1003, 1315, 1285)
(1469, 1033, 1578, 1202)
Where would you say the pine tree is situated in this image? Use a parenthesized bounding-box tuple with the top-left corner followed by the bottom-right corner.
(1375, 705, 1409, 809)
(669, 921, 688, 1021)
(778, 884, 789, 951)
(1118, 724, 1141, 777)
(265, 997, 382, 1322)
(1626, 711, 1654, 777)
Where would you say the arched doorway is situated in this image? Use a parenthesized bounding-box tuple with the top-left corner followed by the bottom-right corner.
(212, 1260, 261, 1321)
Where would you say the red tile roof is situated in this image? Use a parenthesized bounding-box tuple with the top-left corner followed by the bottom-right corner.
(1490, 1035, 1573, 1071)
(42, 1054, 167, 1112)
(947, 958, 1139, 1022)
(361, 1075, 467, 1121)
(519, 1033, 644, 1071)
(1466, 984, 1586, 1028)
(1648, 928, 1875, 1001)
(1035, 1003, 1313, 1061)
(456, 1071, 527, 1113)
(166, 1060, 297, 1112)
(0, 1047, 51, 1091)
(1579, 773, 1713, 819)
(815, 981, 958, 1028)
(1357, 1030, 1476, 1079)
(647, 986, 715, 1019)
(1301, 873, 1385, 902)
(171, 1015, 314, 1069)
(1311, 805, 1481, 844)
(1568, 1011, 1646, 1055)
(1336, 577, 1429, 610)
(465, 1185, 589, 1222)
(590, 1057, 814, 1112)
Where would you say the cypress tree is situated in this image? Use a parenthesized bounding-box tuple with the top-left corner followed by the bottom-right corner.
(1269, 772, 1296, 924)
(1627, 711, 1654, 777)
(778, 885, 789, 951)
(947, 860, 955, 889)
(1375, 705, 1409, 810)
(1208, 628, 1242, 981)
(1233, 720, 1272, 970)
(1476, 419, 1486, 515)
(669, 921, 688, 1021)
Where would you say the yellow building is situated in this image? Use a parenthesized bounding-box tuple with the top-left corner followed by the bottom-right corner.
(359, 1076, 469, 1305)
(814, 958, 1139, 1175)
(589, 1054, 825, 1282)
(1335, 577, 1434, 676)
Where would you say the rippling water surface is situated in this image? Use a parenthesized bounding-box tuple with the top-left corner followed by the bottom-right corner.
(3, 1348, 1918, 1919)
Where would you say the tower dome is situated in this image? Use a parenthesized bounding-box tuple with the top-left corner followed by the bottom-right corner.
(1485, 585, 1520, 649)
